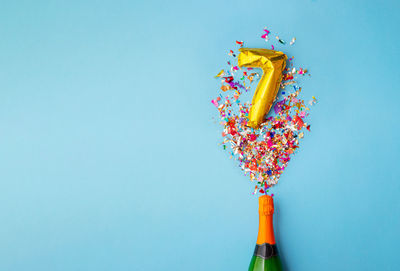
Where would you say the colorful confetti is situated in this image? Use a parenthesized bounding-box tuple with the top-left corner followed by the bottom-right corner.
(261, 28, 270, 42)
(212, 28, 316, 195)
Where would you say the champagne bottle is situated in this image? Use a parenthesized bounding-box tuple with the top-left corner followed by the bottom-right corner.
(248, 195, 283, 271)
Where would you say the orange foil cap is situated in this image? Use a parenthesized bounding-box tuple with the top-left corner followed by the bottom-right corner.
(258, 195, 274, 216)
(256, 195, 276, 245)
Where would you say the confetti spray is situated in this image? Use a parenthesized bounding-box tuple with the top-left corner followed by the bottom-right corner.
(211, 27, 316, 195)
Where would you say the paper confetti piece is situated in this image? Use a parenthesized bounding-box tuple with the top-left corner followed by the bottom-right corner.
(236, 40, 244, 47)
(214, 70, 224, 78)
(276, 36, 286, 44)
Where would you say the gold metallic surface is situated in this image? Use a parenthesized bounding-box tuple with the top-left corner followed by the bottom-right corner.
(238, 48, 287, 128)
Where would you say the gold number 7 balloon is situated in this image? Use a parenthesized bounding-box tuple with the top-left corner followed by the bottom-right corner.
(238, 48, 287, 128)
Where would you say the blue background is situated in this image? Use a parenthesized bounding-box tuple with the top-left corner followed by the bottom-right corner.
(0, 0, 399, 270)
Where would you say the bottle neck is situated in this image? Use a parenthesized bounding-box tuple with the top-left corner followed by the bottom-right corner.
(256, 195, 276, 245)
(256, 213, 276, 245)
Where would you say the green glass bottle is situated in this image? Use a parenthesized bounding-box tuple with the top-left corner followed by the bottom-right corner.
(248, 195, 282, 271)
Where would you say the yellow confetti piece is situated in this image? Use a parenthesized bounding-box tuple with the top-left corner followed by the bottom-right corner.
(214, 70, 224, 78)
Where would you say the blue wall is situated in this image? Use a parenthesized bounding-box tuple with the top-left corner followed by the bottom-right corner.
(0, 0, 399, 270)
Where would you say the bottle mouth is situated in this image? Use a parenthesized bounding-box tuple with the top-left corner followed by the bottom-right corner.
(258, 195, 274, 215)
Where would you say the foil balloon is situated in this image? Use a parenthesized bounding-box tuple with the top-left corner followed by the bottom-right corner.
(238, 48, 287, 128)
